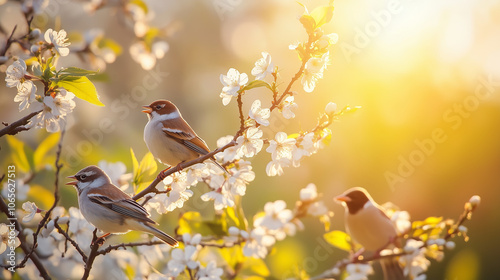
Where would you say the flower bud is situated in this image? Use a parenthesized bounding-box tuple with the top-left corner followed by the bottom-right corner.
(468, 195, 481, 207)
(325, 102, 337, 114)
(445, 241, 455, 250)
(458, 225, 468, 233)
(30, 28, 41, 39)
(228, 226, 240, 236)
(31, 45, 40, 54)
(331, 267, 340, 275)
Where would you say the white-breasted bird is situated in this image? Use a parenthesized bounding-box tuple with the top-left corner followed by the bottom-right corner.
(67, 165, 178, 246)
(335, 187, 406, 280)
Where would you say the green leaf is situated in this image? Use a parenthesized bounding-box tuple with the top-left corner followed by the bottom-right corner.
(323, 230, 352, 252)
(143, 27, 161, 45)
(224, 207, 240, 228)
(34, 133, 60, 171)
(57, 76, 104, 106)
(97, 38, 123, 56)
(240, 80, 272, 93)
(310, 5, 334, 29)
(239, 258, 270, 278)
(130, 0, 148, 15)
(130, 148, 139, 192)
(178, 211, 226, 236)
(6, 136, 31, 173)
(58, 67, 99, 77)
(137, 152, 158, 176)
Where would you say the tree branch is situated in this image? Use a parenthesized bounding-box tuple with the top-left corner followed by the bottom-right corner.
(53, 219, 88, 263)
(132, 140, 237, 201)
(0, 110, 42, 138)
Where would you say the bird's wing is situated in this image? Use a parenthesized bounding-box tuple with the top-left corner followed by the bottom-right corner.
(87, 184, 155, 224)
(161, 117, 211, 155)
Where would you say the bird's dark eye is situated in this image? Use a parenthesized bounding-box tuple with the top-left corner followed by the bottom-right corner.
(155, 105, 162, 110)
(79, 174, 87, 180)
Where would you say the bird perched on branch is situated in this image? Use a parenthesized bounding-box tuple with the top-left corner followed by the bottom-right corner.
(67, 165, 178, 247)
(142, 99, 227, 180)
(335, 187, 406, 280)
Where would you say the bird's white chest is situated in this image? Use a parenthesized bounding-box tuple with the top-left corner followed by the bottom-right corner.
(345, 203, 397, 251)
(144, 119, 195, 166)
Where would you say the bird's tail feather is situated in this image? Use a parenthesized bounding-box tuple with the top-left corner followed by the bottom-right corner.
(145, 225, 178, 247)
(381, 257, 406, 280)
(210, 158, 229, 175)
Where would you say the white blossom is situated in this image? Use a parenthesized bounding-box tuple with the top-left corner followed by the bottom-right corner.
(197, 261, 223, 280)
(182, 233, 202, 246)
(5, 59, 27, 88)
(267, 132, 296, 162)
(469, 195, 481, 207)
(236, 126, 263, 158)
(98, 160, 132, 190)
(228, 160, 255, 196)
(167, 246, 199, 276)
(302, 51, 329, 92)
(280, 95, 298, 119)
(400, 240, 430, 279)
(391, 210, 412, 234)
(68, 207, 94, 248)
(251, 52, 274, 80)
(325, 102, 337, 114)
(0, 224, 20, 254)
(149, 175, 194, 214)
(2, 179, 30, 201)
(300, 183, 318, 201)
(248, 99, 270, 126)
(216, 135, 240, 163)
(219, 68, 248, 105)
(43, 89, 76, 117)
(44, 29, 70, 56)
(201, 186, 235, 211)
(22, 202, 39, 223)
(14, 81, 37, 111)
(254, 200, 293, 231)
(242, 227, 275, 258)
(345, 263, 374, 280)
(266, 159, 287, 177)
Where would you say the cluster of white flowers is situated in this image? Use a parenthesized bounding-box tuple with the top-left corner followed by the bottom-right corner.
(4, 29, 76, 133)
(162, 233, 223, 279)
(125, 2, 169, 70)
(299, 183, 331, 221)
(225, 199, 303, 259)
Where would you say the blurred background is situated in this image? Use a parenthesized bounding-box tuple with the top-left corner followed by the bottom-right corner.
(1, 0, 499, 279)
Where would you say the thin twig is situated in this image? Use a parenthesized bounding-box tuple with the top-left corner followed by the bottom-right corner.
(0, 25, 17, 57)
(82, 229, 100, 280)
(0, 110, 42, 137)
(53, 218, 88, 263)
(17, 129, 65, 269)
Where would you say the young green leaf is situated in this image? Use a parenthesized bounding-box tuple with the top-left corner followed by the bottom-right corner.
(310, 5, 334, 29)
(240, 80, 272, 93)
(57, 76, 104, 106)
(323, 230, 352, 252)
(97, 37, 123, 56)
(6, 136, 31, 173)
(58, 67, 99, 77)
(33, 133, 60, 171)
